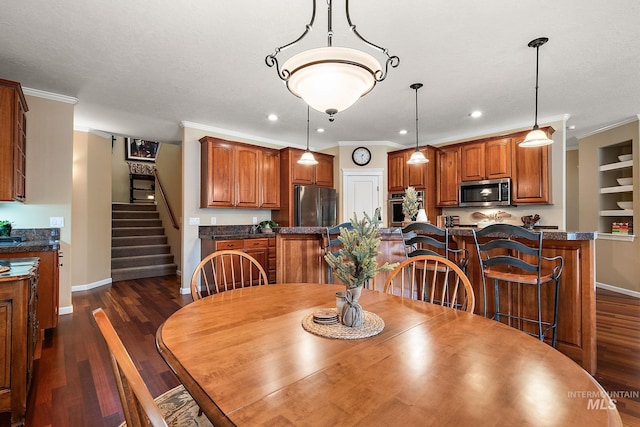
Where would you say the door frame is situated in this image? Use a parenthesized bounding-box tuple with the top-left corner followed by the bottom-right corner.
(342, 168, 384, 223)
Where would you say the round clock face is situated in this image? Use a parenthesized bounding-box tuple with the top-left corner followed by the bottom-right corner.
(352, 147, 372, 166)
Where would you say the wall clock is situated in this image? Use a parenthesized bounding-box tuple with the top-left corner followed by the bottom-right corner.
(352, 146, 372, 166)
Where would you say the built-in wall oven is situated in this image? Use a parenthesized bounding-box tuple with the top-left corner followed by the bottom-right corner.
(388, 191, 424, 227)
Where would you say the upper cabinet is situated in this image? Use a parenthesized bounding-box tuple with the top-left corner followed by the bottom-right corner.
(511, 128, 552, 204)
(200, 137, 280, 209)
(435, 145, 460, 206)
(460, 138, 512, 182)
(387, 147, 433, 192)
(289, 148, 334, 188)
(0, 79, 28, 202)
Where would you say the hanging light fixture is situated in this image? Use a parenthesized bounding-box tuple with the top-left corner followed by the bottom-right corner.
(265, 0, 399, 122)
(407, 83, 428, 165)
(520, 37, 554, 147)
(298, 106, 318, 165)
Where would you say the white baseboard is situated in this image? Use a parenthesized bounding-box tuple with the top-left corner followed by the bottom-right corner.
(180, 286, 191, 295)
(596, 282, 640, 298)
(59, 305, 74, 315)
(71, 278, 113, 292)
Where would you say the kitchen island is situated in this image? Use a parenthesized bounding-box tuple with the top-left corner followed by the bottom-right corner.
(274, 226, 597, 374)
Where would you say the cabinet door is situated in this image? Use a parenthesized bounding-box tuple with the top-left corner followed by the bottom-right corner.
(485, 138, 512, 179)
(387, 151, 406, 192)
(291, 149, 315, 185)
(405, 149, 428, 190)
(13, 97, 26, 201)
(460, 142, 485, 182)
(260, 150, 280, 208)
(314, 153, 334, 187)
(201, 139, 235, 207)
(512, 137, 550, 204)
(235, 145, 260, 208)
(436, 146, 460, 206)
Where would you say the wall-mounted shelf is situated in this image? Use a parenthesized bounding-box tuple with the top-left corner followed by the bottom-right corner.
(598, 141, 633, 235)
(600, 185, 633, 194)
(599, 160, 633, 171)
(600, 209, 633, 216)
(597, 233, 635, 242)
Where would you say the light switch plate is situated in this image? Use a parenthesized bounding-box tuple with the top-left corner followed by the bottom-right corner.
(189, 217, 200, 225)
(210, 217, 217, 225)
(252, 217, 258, 224)
(50, 217, 64, 227)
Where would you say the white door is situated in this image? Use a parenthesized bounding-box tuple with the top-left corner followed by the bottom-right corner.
(342, 169, 384, 223)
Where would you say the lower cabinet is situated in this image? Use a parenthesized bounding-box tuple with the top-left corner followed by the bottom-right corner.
(0, 258, 38, 424)
(201, 237, 276, 285)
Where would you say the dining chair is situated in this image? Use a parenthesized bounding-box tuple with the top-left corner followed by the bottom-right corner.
(190, 249, 268, 300)
(92, 308, 212, 427)
(473, 223, 564, 347)
(383, 255, 475, 313)
(401, 222, 470, 273)
(323, 222, 354, 285)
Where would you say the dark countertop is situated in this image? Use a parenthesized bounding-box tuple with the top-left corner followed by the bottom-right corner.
(0, 228, 61, 253)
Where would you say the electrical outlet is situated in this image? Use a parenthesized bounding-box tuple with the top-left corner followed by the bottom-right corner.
(252, 217, 258, 224)
(189, 217, 200, 225)
(50, 217, 64, 227)
(210, 217, 217, 225)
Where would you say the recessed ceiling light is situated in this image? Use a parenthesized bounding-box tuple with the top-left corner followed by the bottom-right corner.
(316, 128, 325, 133)
(399, 129, 408, 135)
(567, 125, 576, 130)
(268, 114, 278, 121)
(470, 111, 482, 118)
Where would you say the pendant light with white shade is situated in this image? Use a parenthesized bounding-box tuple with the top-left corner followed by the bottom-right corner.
(406, 83, 429, 164)
(298, 106, 318, 165)
(520, 37, 554, 147)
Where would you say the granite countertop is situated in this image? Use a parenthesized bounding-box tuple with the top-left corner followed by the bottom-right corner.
(0, 257, 39, 281)
(0, 228, 61, 253)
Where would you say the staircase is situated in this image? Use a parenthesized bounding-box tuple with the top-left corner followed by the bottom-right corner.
(111, 203, 177, 282)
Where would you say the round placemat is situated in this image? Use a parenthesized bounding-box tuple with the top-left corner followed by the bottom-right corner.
(301, 309, 385, 340)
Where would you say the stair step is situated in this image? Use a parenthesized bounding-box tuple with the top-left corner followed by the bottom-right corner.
(111, 253, 175, 269)
(112, 244, 171, 257)
(112, 227, 165, 237)
(112, 235, 167, 247)
(112, 203, 157, 211)
(111, 263, 177, 282)
(112, 210, 160, 220)
(112, 218, 163, 228)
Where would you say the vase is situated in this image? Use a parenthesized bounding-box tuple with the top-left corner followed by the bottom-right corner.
(341, 286, 364, 327)
(0, 224, 11, 237)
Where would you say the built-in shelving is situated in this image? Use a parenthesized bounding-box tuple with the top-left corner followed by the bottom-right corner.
(598, 141, 634, 241)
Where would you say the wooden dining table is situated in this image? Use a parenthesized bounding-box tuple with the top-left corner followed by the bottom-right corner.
(156, 283, 621, 427)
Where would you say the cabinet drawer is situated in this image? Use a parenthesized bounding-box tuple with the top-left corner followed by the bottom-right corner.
(244, 238, 268, 249)
(215, 240, 243, 250)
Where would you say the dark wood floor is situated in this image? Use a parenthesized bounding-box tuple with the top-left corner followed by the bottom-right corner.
(24, 278, 640, 427)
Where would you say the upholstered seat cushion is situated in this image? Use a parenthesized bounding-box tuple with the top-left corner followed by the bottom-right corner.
(118, 385, 213, 427)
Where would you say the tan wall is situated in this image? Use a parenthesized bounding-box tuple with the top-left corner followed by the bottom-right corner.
(578, 120, 639, 292)
(111, 136, 130, 203)
(155, 142, 182, 273)
(72, 131, 112, 288)
(565, 149, 579, 231)
(0, 96, 74, 309)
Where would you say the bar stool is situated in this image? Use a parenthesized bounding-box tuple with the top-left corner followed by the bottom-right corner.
(401, 222, 469, 273)
(323, 222, 354, 285)
(473, 224, 564, 347)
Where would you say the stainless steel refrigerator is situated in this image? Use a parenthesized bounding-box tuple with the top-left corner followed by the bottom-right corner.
(294, 185, 337, 227)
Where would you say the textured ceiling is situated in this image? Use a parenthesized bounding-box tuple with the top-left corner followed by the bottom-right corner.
(1, 1, 639, 149)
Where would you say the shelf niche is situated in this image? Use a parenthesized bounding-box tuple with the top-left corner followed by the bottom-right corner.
(598, 140, 634, 238)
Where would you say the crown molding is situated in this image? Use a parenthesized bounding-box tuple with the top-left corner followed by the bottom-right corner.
(22, 87, 79, 104)
(338, 141, 402, 148)
(73, 126, 113, 140)
(180, 121, 306, 150)
(575, 115, 640, 139)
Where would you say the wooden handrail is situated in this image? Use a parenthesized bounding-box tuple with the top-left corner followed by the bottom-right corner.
(153, 169, 179, 230)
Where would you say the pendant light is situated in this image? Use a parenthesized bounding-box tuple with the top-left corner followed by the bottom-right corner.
(298, 106, 318, 165)
(266, 0, 399, 122)
(407, 83, 428, 164)
(520, 37, 554, 147)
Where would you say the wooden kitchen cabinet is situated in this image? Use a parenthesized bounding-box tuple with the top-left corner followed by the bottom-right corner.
(436, 145, 460, 206)
(201, 237, 275, 284)
(200, 137, 280, 209)
(387, 147, 433, 192)
(0, 79, 28, 202)
(0, 250, 59, 330)
(511, 128, 553, 204)
(387, 151, 407, 192)
(460, 138, 511, 182)
(0, 258, 38, 425)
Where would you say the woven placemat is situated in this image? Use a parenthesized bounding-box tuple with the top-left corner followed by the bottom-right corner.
(301, 309, 385, 340)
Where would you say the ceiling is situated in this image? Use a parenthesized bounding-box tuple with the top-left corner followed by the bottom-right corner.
(2, 1, 640, 150)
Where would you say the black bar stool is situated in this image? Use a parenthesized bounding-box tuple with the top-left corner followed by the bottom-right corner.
(473, 224, 564, 347)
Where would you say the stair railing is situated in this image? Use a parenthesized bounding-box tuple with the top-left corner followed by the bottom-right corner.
(153, 169, 179, 230)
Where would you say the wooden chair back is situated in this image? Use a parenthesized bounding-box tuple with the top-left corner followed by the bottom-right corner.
(190, 249, 269, 301)
(401, 222, 470, 272)
(323, 222, 354, 285)
(92, 308, 168, 427)
(383, 255, 475, 313)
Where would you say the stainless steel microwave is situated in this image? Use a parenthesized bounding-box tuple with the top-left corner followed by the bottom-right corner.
(459, 178, 511, 207)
